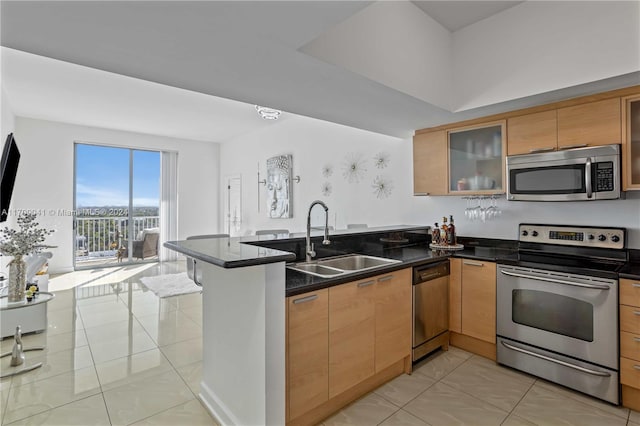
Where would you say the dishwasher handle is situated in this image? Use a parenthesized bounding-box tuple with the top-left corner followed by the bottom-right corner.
(413, 260, 450, 284)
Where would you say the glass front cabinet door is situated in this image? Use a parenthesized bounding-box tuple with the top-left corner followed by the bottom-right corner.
(623, 95, 640, 190)
(448, 120, 506, 194)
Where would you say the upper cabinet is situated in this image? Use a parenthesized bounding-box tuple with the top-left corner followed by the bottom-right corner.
(413, 130, 447, 195)
(623, 95, 640, 191)
(507, 110, 557, 155)
(507, 98, 622, 156)
(414, 87, 639, 196)
(448, 121, 505, 194)
(413, 122, 505, 196)
(557, 98, 621, 148)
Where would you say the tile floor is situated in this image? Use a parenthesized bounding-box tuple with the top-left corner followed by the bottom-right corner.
(0, 261, 638, 425)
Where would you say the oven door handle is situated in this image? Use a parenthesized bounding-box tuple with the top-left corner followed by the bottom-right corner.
(500, 341, 611, 377)
(585, 157, 593, 199)
(499, 269, 610, 290)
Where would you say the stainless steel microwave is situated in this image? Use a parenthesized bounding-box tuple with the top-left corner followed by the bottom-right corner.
(506, 144, 621, 201)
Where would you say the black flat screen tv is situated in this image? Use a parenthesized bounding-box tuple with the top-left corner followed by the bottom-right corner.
(1, 133, 20, 222)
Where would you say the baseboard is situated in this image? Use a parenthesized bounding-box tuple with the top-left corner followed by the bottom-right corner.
(450, 332, 496, 361)
(199, 381, 242, 426)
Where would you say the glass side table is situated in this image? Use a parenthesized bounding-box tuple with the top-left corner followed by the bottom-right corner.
(0, 292, 55, 378)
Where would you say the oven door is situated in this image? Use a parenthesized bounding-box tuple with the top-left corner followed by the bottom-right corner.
(497, 265, 618, 369)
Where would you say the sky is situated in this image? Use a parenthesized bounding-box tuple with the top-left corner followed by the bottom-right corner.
(75, 144, 160, 208)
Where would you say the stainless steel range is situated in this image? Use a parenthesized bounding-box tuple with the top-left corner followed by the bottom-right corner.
(497, 223, 627, 405)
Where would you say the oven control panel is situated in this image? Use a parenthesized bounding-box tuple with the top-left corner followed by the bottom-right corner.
(519, 224, 625, 249)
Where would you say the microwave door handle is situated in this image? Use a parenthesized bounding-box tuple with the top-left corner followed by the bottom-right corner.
(585, 157, 593, 199)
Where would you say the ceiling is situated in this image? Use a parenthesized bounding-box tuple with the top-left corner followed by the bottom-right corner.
(412, 1, 523, 31)
(0, 1, 637, 143)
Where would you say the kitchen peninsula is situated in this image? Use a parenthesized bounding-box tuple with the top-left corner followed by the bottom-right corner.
(164, 225, 441, 425)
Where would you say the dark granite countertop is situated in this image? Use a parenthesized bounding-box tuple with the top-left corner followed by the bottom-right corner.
(164, 238, 296, 268)
(620, 249, 640, 280)
(167, 228, 640, 293)
(285, 238, 519, 297)
(164, 225, 431, 269)
(286, 246, 449, 297)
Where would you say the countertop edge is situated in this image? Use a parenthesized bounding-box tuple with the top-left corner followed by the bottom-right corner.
(163, 241, 296, 268)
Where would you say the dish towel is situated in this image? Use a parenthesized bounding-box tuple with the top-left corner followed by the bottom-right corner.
(139, 272, 201, 298)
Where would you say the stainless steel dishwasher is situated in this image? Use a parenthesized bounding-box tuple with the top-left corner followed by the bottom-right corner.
(413, 260, 450, 361)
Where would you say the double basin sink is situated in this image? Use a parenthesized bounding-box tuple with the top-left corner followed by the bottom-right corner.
(287, 254, 401, 278)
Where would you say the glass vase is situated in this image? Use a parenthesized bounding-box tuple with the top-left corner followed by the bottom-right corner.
(8, 255, 26, 303)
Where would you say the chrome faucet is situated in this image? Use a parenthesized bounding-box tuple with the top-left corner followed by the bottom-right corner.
(306, 200, 331, 261)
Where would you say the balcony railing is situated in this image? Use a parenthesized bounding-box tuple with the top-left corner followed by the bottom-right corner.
(75, 216, 159, 260)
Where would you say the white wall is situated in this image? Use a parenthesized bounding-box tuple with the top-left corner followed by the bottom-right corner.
(220, 115, 410, 234)
(11, 117, 220, 273)
(453, 1, 640, 111)
(220, 115, 640, 248)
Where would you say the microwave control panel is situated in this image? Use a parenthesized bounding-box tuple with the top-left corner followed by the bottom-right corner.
(594, 162, 614, 192)
(519, 224, 625, 249)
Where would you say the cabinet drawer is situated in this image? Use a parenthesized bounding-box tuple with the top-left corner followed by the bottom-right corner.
(621, 305, 640, 334)
(621, 278, 640, 307)
(621, 357, 640, 389)
(621, 331, 640, 362)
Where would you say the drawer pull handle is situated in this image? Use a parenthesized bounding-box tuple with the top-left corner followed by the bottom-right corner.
(377, 275, 393, 282)
(634, 337, 640, 342)
(500, 341, 610, 377)
(463, 260, 484, 267)
(634, 365, 640, 371)
(292, 295, 318, 304)
(632, 283, 640, 288)
(634, 311, 640, 316)
(358, 280, 375, 288)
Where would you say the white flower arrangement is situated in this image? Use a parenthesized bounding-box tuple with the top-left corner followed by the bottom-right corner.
(0, 213, 55, 257)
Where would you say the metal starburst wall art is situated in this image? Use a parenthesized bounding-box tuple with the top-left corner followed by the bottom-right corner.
(322, 164, 333, 178)
(321, 182, 332, 197)
(372, 175, 393, 199)
(342, 153, 367, 183)
(373, 152, 389, 169)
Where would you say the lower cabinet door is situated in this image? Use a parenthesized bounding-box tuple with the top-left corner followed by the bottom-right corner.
(461, 260, 496, 343)
(375, 268, 412, 372)
(287, 289, 329, 420)
(329, 279, 376, 398)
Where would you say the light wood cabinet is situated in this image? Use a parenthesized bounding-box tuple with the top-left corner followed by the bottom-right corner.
(620, 277, 640, 411)
(287, 289, 329, 420)
(448, 258, 462, 334)
(328, 278, 376, 398)
(621, 278, 640, 307)
(374, 269, 412, 372)
(557, 98, 621, 149)
(412, 123, 505, 196)
(507, 110, 557, 155)
(413, 130, 447, 195)
(460, 259, 496, 344)
(447, 121, 505, 194)
(622, 95, 640, 190)
(286, 268, 412, 424)
(448, 258, 496, 349)
(328, 269, 412, 397)
(620, 331, 640, 362)
(507, 99, 621, 156)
